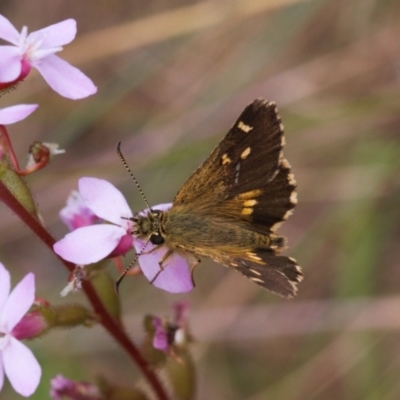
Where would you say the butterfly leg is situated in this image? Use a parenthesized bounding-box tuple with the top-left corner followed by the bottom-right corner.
(150, 248, 174, 284)
(139, 246, 160, 255)
(189, 256, 201, 287)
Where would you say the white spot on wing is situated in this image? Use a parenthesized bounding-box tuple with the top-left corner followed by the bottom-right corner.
(249, 268, 261, 276)
(281, 159, 291, 169)
(238, 121, 253, 133)
(271, 221, 283, 232)
(234, 162, 240, 184)
(282, 209, 293, 220)
(288, 173, 296, 186)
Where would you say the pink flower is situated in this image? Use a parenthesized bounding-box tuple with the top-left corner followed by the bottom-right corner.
(59, 190, 100, 231)
(53, 177, 194, 293)
(54, 178, 134, 263)
(152, 302, 190, 353)
(50, 375, 101, 400)
(132, 203, 195, 293)
(0, 15, 96, 99)
(0, 104, 38, 125)
(0, 263, 41, 397)
(152, 317, 169, 352)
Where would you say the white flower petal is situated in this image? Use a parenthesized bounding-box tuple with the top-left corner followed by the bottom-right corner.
(28, 19, 76, 48)
(3, 336, 41, 397)
(137, 203, 172, 218)
(1, 273, 34, 331)
(0, 104, 38, 125)
(0, 263, 11, 315)
(0, 46, 22, 82)
(134, 241, 193, 293)
(0, 356, 4, 393)
(149, 203, 172, 212)
(0, 15, 20, 44)
(133, 203, 193, 293)
(33, 54, 96, 99)
(53, 224, 127, 264)
(79, 177, 132, 226)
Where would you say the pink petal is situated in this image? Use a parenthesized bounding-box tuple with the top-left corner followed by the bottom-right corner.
(173, 301, 189, 326)
(1, 273, 34, 332)
(134, 203, 193, 293)
(150, 203, 172, 212)
(3, 336, 41, 397)
(53, 224, 127, 264)
(152, 317, 168, 351)
(134, 241, 194, 293)
(28, 19, 76, 48)
(0, 104, 38, 125)
(33, 54, 96, 99)
(0, 46, 22, 82)
(137, 203, 172, 220)
(59, 190, 99, 231)
(79, 177, 132, 227)
(0, 263, 11, 313)
(0, 357, 4, 393)
(0, 15, 20, 44)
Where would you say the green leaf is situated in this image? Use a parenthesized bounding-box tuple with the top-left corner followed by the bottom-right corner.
(166, 350, 196, 400)
(0, 162, 38, 216)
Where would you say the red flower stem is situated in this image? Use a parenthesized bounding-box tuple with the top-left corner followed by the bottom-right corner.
(0, 181, 169, 400)
(0, 125, 21, 172)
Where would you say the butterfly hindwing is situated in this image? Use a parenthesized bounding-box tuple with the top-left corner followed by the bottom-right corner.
(226, 250, 302, 297)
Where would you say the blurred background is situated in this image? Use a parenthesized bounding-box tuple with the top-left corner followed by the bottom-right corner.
(1, 0, 400, 398)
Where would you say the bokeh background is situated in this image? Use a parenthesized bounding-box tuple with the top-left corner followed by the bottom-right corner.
(1, 0, 400, 399)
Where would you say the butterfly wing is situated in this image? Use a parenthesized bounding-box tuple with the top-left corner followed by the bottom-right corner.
(174, 98, 295, 233)
(224, 250, 302, 298)
(172, 98, 302, 297)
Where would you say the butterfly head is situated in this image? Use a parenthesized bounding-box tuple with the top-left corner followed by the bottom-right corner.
(130, 209, 166, 245)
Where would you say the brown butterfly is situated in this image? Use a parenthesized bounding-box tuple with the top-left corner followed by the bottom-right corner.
(119, 98, 302, 297)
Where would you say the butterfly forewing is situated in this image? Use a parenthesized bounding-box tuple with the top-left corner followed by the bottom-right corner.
(173, 99, 283, 208)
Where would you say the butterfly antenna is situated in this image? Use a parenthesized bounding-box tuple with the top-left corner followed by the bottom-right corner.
(117, 141, 151, 210)
(115, 238, 151, 293)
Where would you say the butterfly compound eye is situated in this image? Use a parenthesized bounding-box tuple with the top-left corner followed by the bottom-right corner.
(150, 233, 165, 245)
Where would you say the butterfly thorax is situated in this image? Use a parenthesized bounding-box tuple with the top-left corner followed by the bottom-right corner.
(130, 209, 166, 245)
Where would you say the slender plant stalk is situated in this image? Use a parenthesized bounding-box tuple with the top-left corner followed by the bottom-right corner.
(0, 180, 169, 400)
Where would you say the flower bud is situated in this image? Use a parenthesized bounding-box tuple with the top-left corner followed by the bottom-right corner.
(50, 375, 102, 400)
(12, 303, 97, 339)
(11, 309, 49, 340)
(0, 162, 38, 216)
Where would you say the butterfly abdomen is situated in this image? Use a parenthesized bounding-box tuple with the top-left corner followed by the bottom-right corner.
(163, 211, 283, 256)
